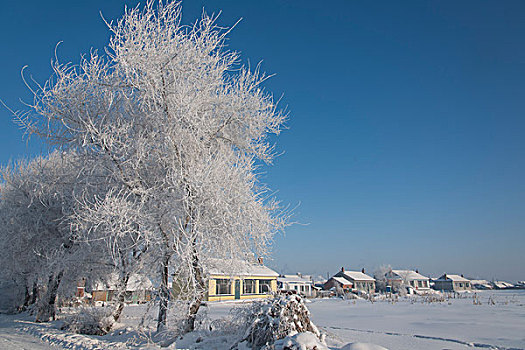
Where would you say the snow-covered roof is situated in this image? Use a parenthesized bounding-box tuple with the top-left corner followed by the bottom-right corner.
(312, 275, 327, 284)
(207, 259, 278, 277)
(278, 274, 313, 284)
(435, 274, 470, 282)
(470, 279, 490, 285)
(390, 270, 429, 281)
(492, 281, 514, 288)
(92, 273, 153, 291)
(331, 276, 353, 285)
(342, 271, 375, 282)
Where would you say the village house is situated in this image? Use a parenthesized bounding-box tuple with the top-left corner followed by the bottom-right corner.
(386, 269, 431, 293)
(433, 274, 472, 292)
(323, 276, 353, 294)
(333, 268, 376, 293)
(277, 274, 315, 297)
(491, 281, 514, 289)
(91, 274, 153, 304)
(469, 279, 492, 290)
(324, 268, 375, 294)
(202, 259, 279, 302)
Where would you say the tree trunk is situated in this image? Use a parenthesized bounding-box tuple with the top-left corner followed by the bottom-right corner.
(35, 270, 63, 322)
(19, 281, 30, 312)
(29, 280, 38, 306)
(156, 253, 171, 332)
(182, 246, 206, 334)
(20, 280, 38, 312)
(111, 274, 130, 323)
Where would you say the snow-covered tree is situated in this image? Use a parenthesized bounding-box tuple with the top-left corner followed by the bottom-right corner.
(19, 0, 287, 332)
(0, 152, 92, 320)
(373, 265, 392, 292)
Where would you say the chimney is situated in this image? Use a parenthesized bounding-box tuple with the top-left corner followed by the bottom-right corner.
(415, 269, 419, 273)
(361, 268, 365, 274)
(341, 267, 345, 272)
(461, 274, 464, 278)
(258, 257, 263, 265)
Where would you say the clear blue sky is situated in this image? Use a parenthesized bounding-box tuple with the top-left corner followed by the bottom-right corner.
(1, 1, 524, 281)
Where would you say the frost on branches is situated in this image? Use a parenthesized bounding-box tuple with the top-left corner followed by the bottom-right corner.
(0, 152, 99, 321)
(11, 0, 288, 332)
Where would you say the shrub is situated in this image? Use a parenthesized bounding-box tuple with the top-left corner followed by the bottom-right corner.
(60, 307, 114, 335)
(235, 294, 325, 349)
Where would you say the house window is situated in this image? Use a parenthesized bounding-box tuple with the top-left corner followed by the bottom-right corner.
(259, 280, 272, 294)
(244, 279, 256, 294)
(418, 281, 423, 288)
(216, 279, 231, 295)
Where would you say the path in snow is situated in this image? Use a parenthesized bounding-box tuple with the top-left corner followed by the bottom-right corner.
(0, 313, 57, 350)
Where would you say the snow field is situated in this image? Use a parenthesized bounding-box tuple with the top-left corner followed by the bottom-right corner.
(305, 290, 525, 350)
(2, 290, 524, 349)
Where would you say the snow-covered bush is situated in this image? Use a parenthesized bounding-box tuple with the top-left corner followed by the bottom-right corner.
(61, 307, 114, 335)
(273, 332, 328, 350)
(235, 294, 325, 349)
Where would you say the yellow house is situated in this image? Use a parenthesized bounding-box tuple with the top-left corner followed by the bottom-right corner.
(206, 260, 279, 302)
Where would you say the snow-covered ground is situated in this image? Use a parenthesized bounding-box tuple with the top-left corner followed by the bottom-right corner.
(205, 290, 525, 350)
(305, 290, 525, 350)
(0, 313, 57, 349)
(1, 290, 524, 349)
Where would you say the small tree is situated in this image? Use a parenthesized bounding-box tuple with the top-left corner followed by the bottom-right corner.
(373, 264, 392, 293)
(19, 0, 287, 332)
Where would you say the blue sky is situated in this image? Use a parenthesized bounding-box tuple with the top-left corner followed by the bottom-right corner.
(1, 1, 524, 281)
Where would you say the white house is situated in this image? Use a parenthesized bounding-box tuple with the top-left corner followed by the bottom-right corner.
(433, 274, 472, 292)
(492, 281, 514, 289)
(277, 274, 314, 297)
(386, 269, 431, 293)
(334, 268, 376, 293)
(91, 274, 153, 304)
(469, 279, 492, 290)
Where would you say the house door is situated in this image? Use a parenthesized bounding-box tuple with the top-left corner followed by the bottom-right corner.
(235, 280, 241, 299)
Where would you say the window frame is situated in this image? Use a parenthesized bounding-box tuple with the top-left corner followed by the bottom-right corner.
(215, 279, 232, 295)
(259, 279, 272, 294)
(243, 279, 256, 295)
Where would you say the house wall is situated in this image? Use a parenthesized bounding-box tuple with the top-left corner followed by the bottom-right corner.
(387, 278, 429, 292)
(433, 280, 454, 291)
(280, 281, 313, 296)
(351, 280, 376, 293)
(457, 281, 472, 291)
(434, 280, 471, 291)
(324, 278, 352, 291)
(206, 275, 277, 302)
(92, 290, 151, 303)
(411, 279, 430, 289)
(92, 290, 110, 302)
